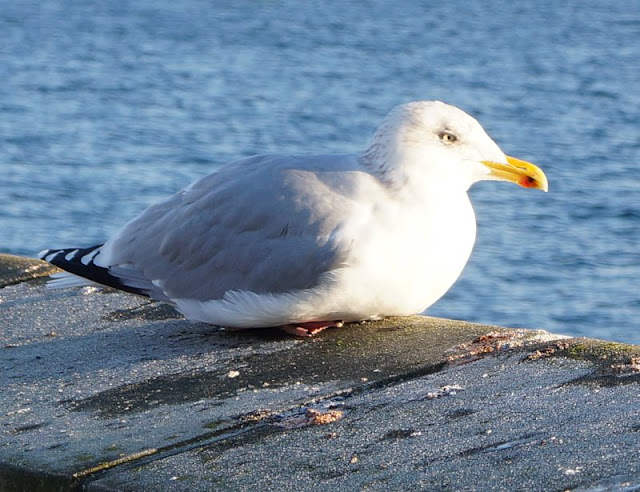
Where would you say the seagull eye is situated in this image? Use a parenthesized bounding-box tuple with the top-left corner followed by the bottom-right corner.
(438, 131, 458, 144)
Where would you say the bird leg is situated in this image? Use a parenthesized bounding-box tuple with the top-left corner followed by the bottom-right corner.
(281, 320, 344, 337)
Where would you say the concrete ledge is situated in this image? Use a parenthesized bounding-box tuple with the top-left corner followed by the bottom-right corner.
(1, 255, 639, 491)
(0, 254, 60, 288)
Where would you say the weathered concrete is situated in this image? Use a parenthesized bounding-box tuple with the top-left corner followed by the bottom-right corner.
(1, 255, 639, 491)
(0, 254, 60, 288)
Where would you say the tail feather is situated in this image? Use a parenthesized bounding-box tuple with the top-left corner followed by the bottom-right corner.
(39, 245, 156, 298)
(45, 271, 102, 289)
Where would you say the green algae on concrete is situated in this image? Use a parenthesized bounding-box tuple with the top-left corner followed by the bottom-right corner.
(526, 337, 640, 377)
(0, 254, 60, 288)
(564, 339, 640, 361)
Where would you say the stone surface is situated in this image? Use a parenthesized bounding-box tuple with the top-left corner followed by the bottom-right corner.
(0, 254, 59, 288)
(0, 255, 639, 491)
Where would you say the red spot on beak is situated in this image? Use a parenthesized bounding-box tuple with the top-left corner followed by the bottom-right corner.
(518, 176, 538, 188)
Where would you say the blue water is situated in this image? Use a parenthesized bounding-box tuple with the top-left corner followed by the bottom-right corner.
(2, 0, 639, 344)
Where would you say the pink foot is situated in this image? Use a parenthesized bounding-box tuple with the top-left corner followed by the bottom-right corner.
(281, 320, 344, 338)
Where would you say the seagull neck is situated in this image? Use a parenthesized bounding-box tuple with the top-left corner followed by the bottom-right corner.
(358, 152, 472, 197)
(357, 149, 407, 189)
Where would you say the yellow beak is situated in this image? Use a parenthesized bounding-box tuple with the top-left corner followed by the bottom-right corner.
(481, 155, 549, 192)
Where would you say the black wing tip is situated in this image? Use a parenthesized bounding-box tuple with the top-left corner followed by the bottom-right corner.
(38, 244, 151, 298)
(39, 244, 103, 263)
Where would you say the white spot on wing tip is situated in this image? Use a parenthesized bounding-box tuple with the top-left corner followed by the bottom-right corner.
(81, 248, 100, 265)
(43, 251, 59, 262)
(64, 249, 79, 261)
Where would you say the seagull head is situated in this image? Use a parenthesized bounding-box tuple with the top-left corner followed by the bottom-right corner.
(361, 100, 548, 193)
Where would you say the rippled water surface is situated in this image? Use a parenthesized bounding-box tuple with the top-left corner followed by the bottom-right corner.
(2, 0, 639, 343)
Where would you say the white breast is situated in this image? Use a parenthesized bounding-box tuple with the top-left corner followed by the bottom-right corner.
(327, 187, 477, 318)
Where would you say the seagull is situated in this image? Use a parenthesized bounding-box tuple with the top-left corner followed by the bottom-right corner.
(40, 101, 548, 336)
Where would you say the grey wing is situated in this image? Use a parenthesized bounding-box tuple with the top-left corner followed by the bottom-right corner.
(99, 154, 362, 302)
